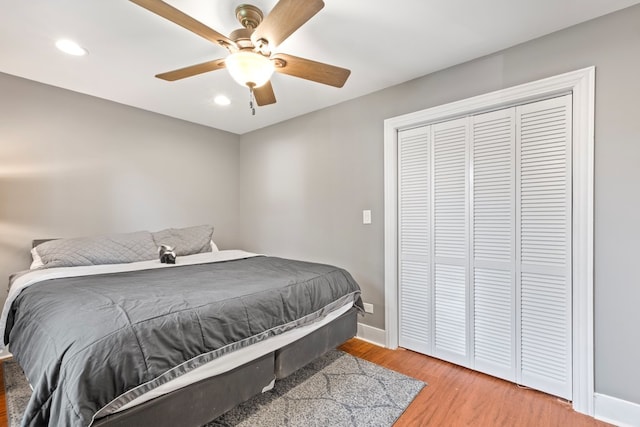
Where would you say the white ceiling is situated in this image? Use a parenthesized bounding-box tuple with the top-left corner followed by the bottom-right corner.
(1, 0, 638, 134)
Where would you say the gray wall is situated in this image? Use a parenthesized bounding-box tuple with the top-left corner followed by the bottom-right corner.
(239, 5, 640, 405)
(0, 72, 241, 300)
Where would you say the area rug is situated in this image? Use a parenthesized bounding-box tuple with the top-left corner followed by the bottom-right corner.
(4, 350, 425, 427)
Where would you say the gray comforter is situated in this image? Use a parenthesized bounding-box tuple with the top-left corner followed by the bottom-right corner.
(5, 256, 363, 427)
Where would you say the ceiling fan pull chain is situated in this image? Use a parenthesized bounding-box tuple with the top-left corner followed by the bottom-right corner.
(249, 86, 256, 116)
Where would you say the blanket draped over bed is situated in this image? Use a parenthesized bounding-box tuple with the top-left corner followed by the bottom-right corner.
(4, 254, 363, 427)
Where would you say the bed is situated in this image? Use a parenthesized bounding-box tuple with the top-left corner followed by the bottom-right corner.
(0, 226, 363, 427)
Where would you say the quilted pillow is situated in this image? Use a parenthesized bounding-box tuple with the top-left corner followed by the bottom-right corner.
(35, 231, 158, 269)
(151, 225, 215, 256)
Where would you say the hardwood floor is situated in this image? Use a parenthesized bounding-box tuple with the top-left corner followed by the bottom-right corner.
(0, 363, 7, 427)
(0, 340, 610, 426)
(338, 339, 609, 427)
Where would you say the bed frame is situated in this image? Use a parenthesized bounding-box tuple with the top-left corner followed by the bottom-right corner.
(92, 308, 357, 427)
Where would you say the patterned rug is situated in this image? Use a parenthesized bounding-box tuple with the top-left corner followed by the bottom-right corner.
(4, 350, 425, 427)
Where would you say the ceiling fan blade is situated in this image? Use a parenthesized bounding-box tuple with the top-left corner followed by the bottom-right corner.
(272, 53, 350, 88)
(253, 81, 277, 106)
(251, 0, 324, 48)
(130, 0, 233, 49)
(156, 59, 226, 81)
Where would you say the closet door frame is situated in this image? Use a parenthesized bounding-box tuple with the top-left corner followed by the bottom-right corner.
(384, 67, 595, 415)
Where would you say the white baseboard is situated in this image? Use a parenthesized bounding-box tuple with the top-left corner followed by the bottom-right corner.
(356, 323, 386, 347)
(0, 348, 12, 360)
(594, 393, 640, 426)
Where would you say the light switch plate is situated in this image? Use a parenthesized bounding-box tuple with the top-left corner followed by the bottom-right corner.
(362, 210, 372, 224)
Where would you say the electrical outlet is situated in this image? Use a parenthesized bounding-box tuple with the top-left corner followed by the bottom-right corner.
(363, 302, 374, 314)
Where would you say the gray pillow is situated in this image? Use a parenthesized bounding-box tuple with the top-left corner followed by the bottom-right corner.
(35, 231, 158, 269)
(151, 225, 214, 256)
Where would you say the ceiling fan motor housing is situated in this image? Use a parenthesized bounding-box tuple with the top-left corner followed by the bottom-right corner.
(229, 27, 255, 50)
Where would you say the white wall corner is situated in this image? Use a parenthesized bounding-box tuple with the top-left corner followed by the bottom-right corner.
(356, 323, 386, 347)
(594, 393, 640, 427)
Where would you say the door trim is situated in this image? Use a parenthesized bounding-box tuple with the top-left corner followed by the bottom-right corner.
(383, 67, 595, 415)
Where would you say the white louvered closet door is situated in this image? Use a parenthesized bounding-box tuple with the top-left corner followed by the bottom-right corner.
(396, 94, 572, 400)
(516, 95, 573, 399)
(470, 108, 517, 382)
(432, 118, 469, 365)
(398, 126, 432, 355)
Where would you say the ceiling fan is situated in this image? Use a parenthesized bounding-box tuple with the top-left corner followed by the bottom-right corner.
(130, 0, 351, 110)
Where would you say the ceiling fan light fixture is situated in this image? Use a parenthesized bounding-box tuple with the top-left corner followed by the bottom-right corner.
(225, 51, 274, 89)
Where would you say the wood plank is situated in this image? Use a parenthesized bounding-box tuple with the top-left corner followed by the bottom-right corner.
(0, 363, 7, 427)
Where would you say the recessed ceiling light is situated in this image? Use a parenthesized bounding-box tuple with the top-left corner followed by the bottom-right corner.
(214, 95, 231, 106)
(55, 39, 88, 56)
